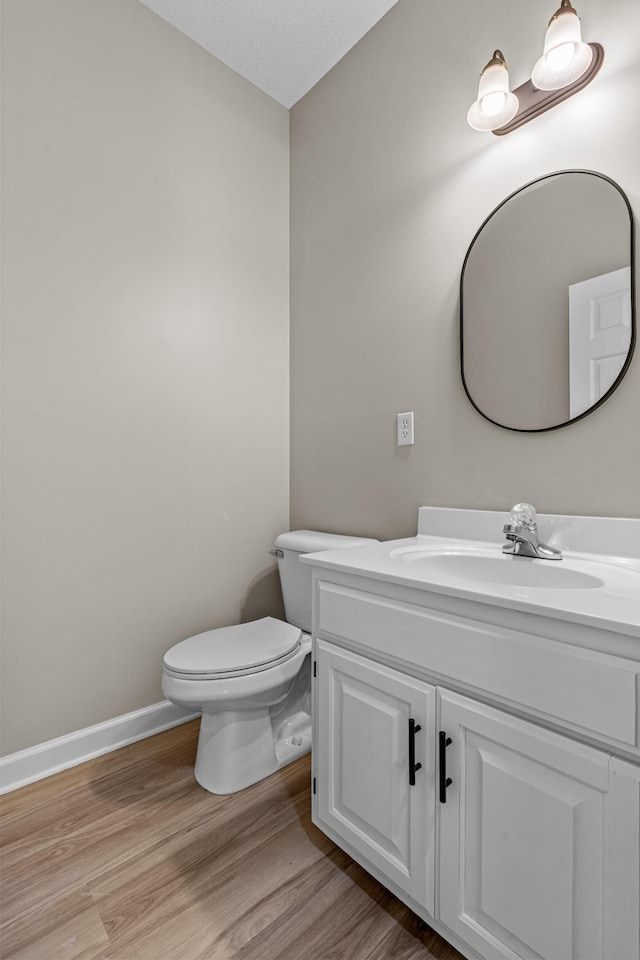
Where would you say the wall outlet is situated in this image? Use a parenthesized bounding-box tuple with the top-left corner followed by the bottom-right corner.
(397, 411, 414, 446)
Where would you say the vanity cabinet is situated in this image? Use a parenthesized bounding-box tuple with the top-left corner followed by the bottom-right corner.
(310, 573, 640, 960)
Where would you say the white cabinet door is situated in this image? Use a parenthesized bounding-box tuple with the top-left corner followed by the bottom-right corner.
(605, 758, 640, 960)
(439, 690, 639, 960)
(314, 640, 436, 910)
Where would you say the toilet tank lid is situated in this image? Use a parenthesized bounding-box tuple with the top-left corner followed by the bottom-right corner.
(274, 530, 379, 553)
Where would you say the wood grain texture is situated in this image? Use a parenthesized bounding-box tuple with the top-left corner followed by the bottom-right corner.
(0, 719, 462, 960)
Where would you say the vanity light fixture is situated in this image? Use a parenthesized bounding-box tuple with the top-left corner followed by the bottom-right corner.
(468, 1, 603, 136)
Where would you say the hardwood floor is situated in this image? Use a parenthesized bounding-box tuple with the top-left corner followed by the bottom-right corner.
(0, 720, 463, 960)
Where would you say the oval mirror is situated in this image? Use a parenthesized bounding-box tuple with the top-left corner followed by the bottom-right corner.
(461, 170, 635, 432)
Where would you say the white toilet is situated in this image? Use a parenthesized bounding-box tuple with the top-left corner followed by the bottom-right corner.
(161, 530, 376, 794)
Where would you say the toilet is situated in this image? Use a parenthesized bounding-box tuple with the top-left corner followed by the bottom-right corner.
(161, 530, 377, 795)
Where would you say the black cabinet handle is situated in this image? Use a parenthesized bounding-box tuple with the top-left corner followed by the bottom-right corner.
(439, 731, 453, 803)
(408, 718, 422, 785)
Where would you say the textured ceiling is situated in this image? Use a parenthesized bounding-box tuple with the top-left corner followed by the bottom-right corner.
(138, 0, 401, 107)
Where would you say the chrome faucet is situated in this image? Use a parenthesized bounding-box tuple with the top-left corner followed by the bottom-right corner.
(502, 503, 562, 560)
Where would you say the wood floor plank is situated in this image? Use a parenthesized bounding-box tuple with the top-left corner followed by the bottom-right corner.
(0, 719, 463, 960)
(232, 845, 452, 960)
(1, 775, 209, 925)
(1, 721, 199, 848)
(1, 889, 111, 960)
(363, 907, 464, 960)
(0, 721, 199, 824)
(1, 724, 205, 923)
(232, 855, 387, 960)
(93, 768, 333, 957)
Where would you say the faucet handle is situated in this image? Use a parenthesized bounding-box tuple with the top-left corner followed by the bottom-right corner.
(509, 502, 537, 532)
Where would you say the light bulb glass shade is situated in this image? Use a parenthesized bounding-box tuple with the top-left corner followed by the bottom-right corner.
(467, 92, 519, 130)
(531, 6, 593, 90)
(480, 91, 507, 117)
(467, 53, 519, 131)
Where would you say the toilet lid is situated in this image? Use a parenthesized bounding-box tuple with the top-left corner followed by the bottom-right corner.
(163, 617, 302, 677)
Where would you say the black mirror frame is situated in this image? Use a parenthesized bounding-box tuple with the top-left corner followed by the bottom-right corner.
(460, 169, 635, 433)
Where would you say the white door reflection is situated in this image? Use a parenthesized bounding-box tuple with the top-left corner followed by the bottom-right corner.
(569, 266, 632, 419)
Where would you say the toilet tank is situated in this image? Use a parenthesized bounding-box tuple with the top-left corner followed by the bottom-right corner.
(273, 530, 378, 634)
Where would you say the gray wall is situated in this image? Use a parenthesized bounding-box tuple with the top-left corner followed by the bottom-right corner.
(2, 0, 639, 759)
(1, 0, 290, 755)
(290, 0, 640, 540)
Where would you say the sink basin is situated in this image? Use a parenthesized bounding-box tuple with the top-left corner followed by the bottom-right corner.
(387, 542, 640, 593)
(392, 550, 604, 590)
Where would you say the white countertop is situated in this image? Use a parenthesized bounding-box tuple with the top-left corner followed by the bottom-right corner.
(301, 509, 640, 638)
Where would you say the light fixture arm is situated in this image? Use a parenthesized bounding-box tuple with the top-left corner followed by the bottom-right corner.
(549, 1, 578, 25)
(487, 50, 507, 69)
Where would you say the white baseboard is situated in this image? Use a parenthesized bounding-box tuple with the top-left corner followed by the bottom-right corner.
(0, 700, 200, 795)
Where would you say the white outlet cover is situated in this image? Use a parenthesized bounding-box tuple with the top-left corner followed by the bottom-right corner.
(397, 411, 414, 446)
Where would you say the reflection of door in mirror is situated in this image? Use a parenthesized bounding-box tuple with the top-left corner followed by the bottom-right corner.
(569, 267, 632, 419)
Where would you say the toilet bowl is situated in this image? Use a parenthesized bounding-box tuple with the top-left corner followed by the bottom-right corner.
(162, 617, 311, 794)
(161, 530, 377, 795)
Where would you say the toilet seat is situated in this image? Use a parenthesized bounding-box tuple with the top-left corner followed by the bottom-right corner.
(162, 617, 302, 680)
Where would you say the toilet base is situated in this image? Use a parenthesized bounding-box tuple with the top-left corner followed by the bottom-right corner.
(194, 706, 311, 795)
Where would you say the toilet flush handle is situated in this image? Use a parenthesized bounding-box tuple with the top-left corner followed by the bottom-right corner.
(270, 549, 284, 558)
